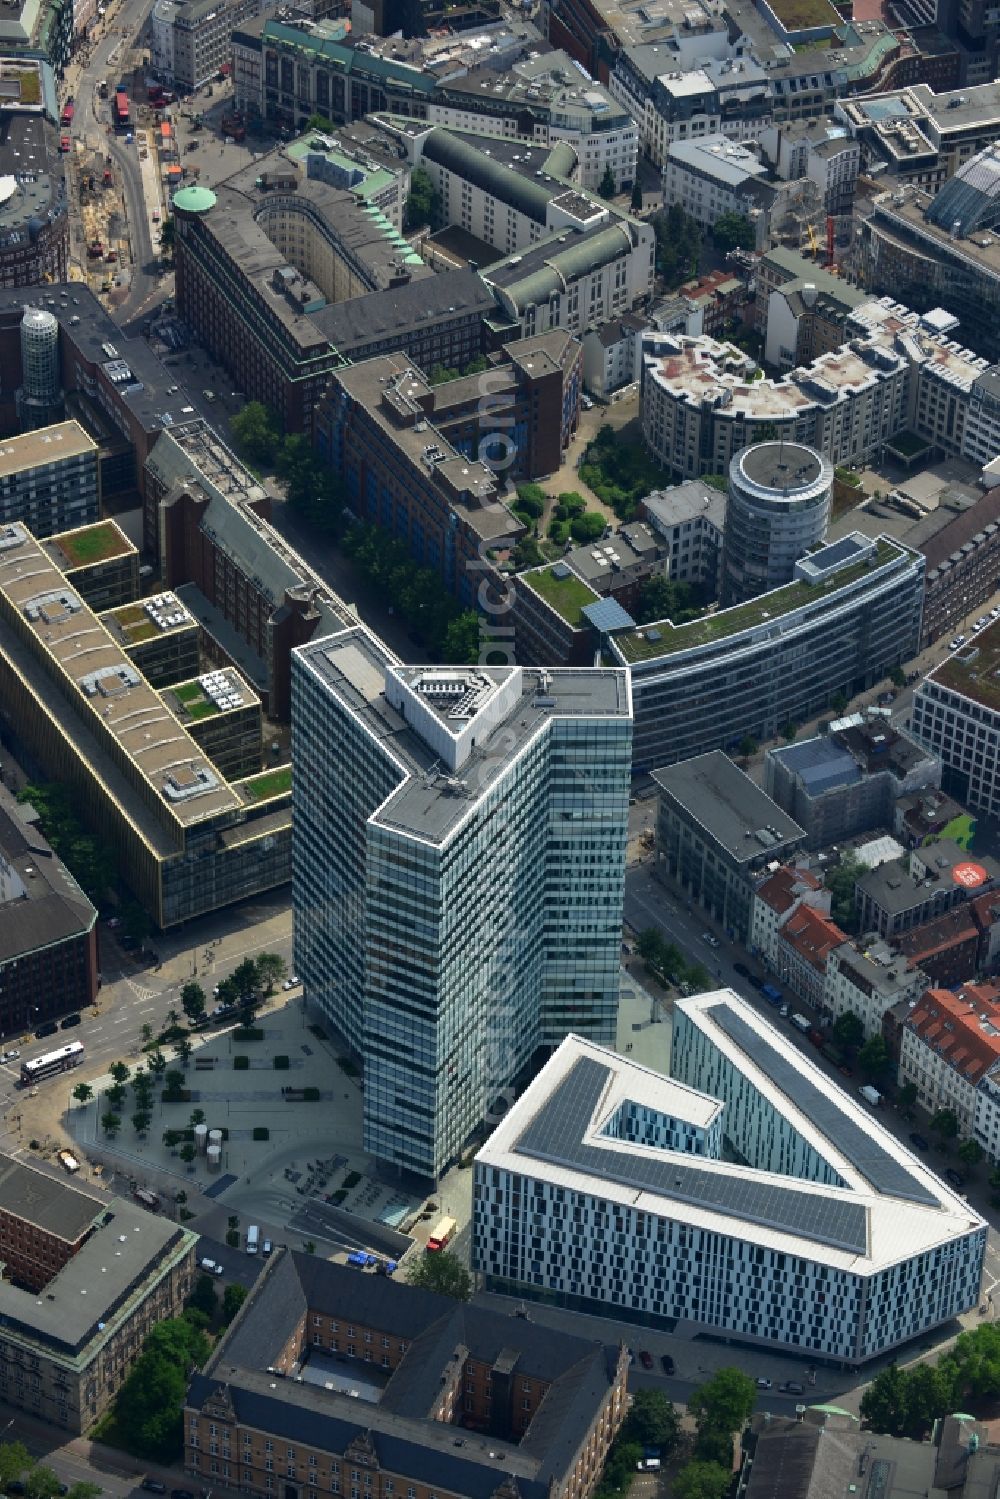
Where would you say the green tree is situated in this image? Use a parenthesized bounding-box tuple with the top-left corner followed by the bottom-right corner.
(25, 1466, 62, 1499)
(255, 952, 286, 996)
(149, 1048, 167, 1078)
(306, 113, 334, 131)
(738, 735, 758, 760)
(621, 1389, 679, 1453)
(140, 1022, 153, 1045)
(114, 1318, 208, 1460)
(903, 1361, 955, 1437)
(442, 611, 481, 666)
(897, 1080, 917, 1112)
(72, 1081, 93, 1106)
(824, 854, 864, 932)
(858, 1034, 890, 1079)
(109, 1060, 130, 1087)
(598, 163, 616, 199)
(684, 962, 712, 992)
(405, 166, 437, 229)
(233, 956, 264, 1023)
(230, 401, 281, 469)
(630, 178, 643, 212)
(101, 1111, 120, 1138)
(650, 202, 702, 288)
(406, 1250, 472, 1300)
(570, 511, 607, 543)
(689, 1367, 756, 1437)
(181, 981, 206, 1024)
(637, 928, 666, 970)
(0, 1443, 34, 1490)
(106, 1083, 126, 1111)
(672, 1462, 732, 1499)
(932, 1107, 960, 1147)
(959, 1138, 984, 1170)
(890, 665, 906, 688)
(132, 1111, 151, 1136)
(860, 1363, 909, 1434)
(159, 215, 175, 253)
(514, 482, 546, 519)
(712, 211, 755, 253)
(174, 1034, 193, 1067)
(832, 1010, 864, 1051)
(948, 1323, 1000, 1399)
(180, 1142, 196, 1164)
(66, 1485, 102, 1499)
(189, 1273, 218, 1318)
(830, 691, 849, 714)
(222, 1283, 248, 1324)
(277, 434, 344, 535)
(781, 720, 798, 742)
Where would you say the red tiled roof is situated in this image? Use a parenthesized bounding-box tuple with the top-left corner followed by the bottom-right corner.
(778, 905, 848, 973)
(906, 986, 1000, 1083)
(756, 864, 822, 916)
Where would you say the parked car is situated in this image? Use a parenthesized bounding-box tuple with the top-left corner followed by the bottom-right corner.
(746, 974, 764, 990)
(34, 1021, 58, 1039)
(60, 1013, 81, 1029)
(1, 1049, 19, 1063)
(702, 932, 720, 949)
(974, 617, 989, 631)
(909, 1132, 930, 1151)
(756, 1377, 772, 1390)
(141, 1481, 166, 1493)
(950, 635, 967, 650)
(779, 1381, 804, 1395)
(660, 1353, 675, 1375)
(733, 962, 752, 979)
(639, 1350, 653, 1369)
(945, 1168, 965, 1189)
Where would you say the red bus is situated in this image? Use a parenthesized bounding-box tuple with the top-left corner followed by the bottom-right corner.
(60, 99, 74, 127)
(114, 88, 130, 128)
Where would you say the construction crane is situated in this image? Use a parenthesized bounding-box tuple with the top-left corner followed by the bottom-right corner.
(807, 221, 819, 258)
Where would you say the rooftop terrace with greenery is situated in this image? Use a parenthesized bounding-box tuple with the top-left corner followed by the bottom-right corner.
(167, 680, 222, 721)
(935, 624, 1000, 712)
(524, 565, 600, 627)
(616, 539, 904, 663)
(53, 522, 134, 569)
(237, 765, 292, 803)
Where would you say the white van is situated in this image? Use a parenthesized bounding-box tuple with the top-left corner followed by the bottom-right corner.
(246, 1224, 259, 1255)
(200, 1257, 223, 1276)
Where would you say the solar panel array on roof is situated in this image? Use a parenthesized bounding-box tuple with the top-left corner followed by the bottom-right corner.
(582, 598, 637, 634)
(515, 1056, 870, 1254)
(709, 1007, 938, 1207)
(806, 535, 865, 571)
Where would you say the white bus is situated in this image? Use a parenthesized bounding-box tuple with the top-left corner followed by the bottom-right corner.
(21, 1041, 84, 1086)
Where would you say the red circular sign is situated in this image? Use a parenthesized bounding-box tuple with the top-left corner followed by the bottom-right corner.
(953, 862, 989, 889)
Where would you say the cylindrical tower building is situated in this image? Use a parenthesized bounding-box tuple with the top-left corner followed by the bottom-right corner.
(20, 308, 60, 404)
(722, 441, 833, 605)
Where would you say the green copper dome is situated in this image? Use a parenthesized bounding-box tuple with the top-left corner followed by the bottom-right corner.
(172, 186, 217, 214)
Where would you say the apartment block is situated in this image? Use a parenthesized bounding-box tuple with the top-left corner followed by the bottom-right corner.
(896, 906, 985, 988)
(99, 594, 200, 689)
(0, 422, 98, 539)
(0, 524, 292, 929)
(824, 941, 927, 1040)
(773, 906, 848, 1009)
(609, 533, 925, 773)
(185, 1251, 628, 1499)
(474, 1008, 986, 1361)
(43, 520, 139, 613)
(652, 752, 807, 943)
(292, 630, 631, 1180)
(0, 1154, 195, 1434)
(764, 714, 941, 849)
(913, 481, 1000, 648)
(901, 983, 1000, 1134)
(912, 621, 1000, 818)
(0, 783, 99, 1035)
(749, 864, 828, 970)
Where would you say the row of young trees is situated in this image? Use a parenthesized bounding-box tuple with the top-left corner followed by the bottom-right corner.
(635, 927, 712, 995)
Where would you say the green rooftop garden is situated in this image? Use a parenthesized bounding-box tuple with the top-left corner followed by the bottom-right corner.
(171, 682, 220, 720)
(525, 566, 599, 627)
(768, 0, 841, 28)
(109, 605, 158, 644)
(239, 765, 292, 802)
(936, 625, 1000, 711)
(15, 71, 40, 105)
(56, 521, 132, 569)
(618, 539, 903, 663)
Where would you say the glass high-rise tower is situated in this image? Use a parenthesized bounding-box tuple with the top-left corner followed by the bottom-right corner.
(292, 626, 632, 1182)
